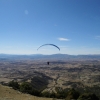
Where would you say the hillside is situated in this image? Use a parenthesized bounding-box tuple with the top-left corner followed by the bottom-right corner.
(0, 84, 52, 100)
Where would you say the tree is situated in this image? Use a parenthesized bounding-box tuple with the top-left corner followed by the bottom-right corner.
(77, 93, 99, 100)
(8, 80, 19, 90)
(19, 82, 32, 93)
(65, 88, 80, 100)
(19, 82, 40, 96)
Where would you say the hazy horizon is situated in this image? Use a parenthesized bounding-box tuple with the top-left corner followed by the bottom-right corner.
(0, 53, 100, 56)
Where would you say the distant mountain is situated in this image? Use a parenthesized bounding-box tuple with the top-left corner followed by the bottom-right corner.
(0, 54, 100, 60)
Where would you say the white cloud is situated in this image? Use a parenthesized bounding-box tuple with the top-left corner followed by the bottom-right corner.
(58, 38, 70, 41)
(24, 10, 28, 15)
(95, 36, 100, 39)
(54, 24, 57, 26)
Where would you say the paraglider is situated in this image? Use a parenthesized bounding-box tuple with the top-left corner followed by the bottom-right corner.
(37, 44, 60, 51)
(37, 44, 60, 65)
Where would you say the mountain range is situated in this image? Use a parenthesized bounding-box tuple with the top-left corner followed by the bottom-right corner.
(0, 54, 100, 60)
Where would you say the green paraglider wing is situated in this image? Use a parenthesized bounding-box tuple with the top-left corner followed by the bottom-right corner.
(37, 44, 60, 51)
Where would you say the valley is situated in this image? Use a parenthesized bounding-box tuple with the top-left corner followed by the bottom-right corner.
(0, 54, 100, 99)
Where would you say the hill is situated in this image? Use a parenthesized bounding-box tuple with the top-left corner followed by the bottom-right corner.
(0, 84, 52, 100)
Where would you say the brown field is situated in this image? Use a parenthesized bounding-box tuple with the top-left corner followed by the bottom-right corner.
(0, 58, 100, 99)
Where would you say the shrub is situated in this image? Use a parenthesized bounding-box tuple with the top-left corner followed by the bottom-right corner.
(77, 93, 99, 100)
(8, 80, 19, 90)
(65, 88, 80, 100)
(19, 82, 32, 93)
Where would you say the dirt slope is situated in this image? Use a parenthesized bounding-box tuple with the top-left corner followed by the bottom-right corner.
(0, 84, 52, 100)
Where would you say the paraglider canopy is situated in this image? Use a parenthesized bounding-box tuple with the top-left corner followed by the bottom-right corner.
(37, 44, 60, 51)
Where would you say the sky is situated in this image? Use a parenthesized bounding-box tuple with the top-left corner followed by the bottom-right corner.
(0, 0, 100, 55)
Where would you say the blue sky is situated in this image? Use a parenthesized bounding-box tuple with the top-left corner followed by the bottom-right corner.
(0, 0, 100, 55)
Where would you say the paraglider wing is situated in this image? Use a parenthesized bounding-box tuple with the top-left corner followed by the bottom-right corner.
(37, 44, 60, 51)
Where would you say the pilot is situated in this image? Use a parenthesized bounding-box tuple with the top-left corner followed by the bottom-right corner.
(47, 62, 49, 65)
